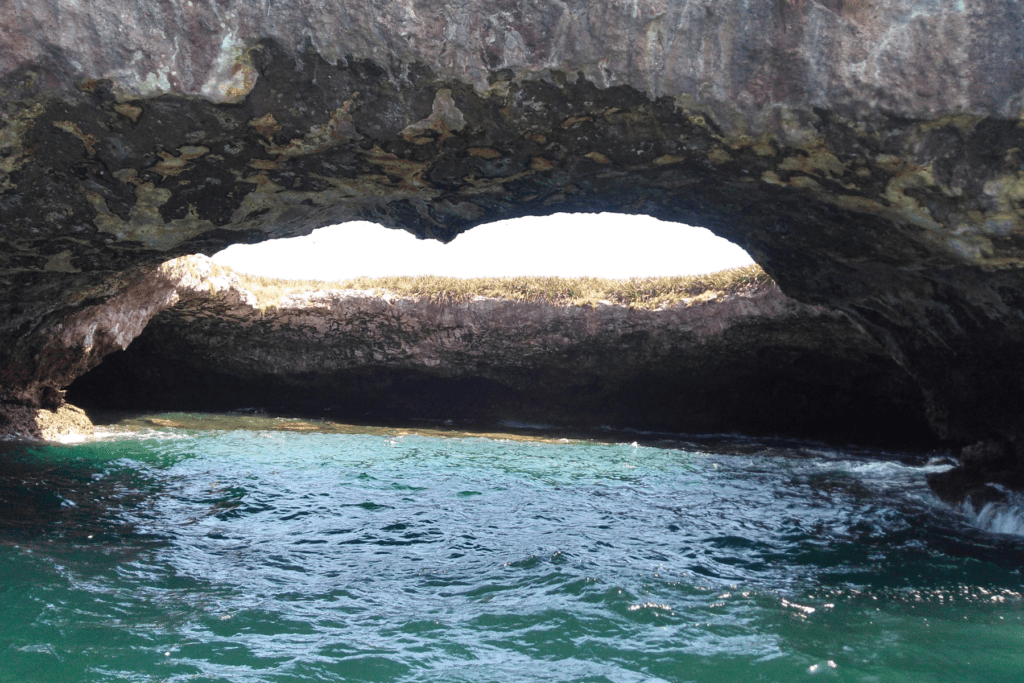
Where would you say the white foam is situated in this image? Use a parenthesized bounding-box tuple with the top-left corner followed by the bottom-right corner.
(960, 492, 1024, 537)
(52, 432, 90, 444)
(87, 427, 191, 443)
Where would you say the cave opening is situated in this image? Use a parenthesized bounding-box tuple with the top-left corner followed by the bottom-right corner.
(210, 214, 756, 281)
(65, 215, 938, 448)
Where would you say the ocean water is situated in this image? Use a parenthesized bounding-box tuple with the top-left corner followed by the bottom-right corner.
(1, 413, 1022, 683)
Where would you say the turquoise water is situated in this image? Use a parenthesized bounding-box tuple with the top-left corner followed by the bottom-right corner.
(1, 413, 1022, 682)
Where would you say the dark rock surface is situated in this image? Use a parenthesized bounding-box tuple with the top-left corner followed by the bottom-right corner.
(67, 257, 935, 446)
(1, 1, 1024, 481)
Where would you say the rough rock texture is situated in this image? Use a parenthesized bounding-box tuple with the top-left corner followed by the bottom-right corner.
(0, 403, 94, 441)
(34, 404, 94, 441)
(3, 2, 1024, 472)
(0, 255, 229, 439)
(67, 256, 934, 445)
(0, 255, 214, 409)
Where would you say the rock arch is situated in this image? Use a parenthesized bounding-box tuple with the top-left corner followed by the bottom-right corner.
(3, 1, 1024, 479)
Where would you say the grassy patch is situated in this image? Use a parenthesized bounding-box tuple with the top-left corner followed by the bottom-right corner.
(221, 264, 773, 310)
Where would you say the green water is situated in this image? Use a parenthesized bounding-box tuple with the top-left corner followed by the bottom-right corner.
(1, 413, 1022, 682)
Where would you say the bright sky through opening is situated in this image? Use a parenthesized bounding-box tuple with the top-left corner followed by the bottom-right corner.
(213, 213, 755, 280)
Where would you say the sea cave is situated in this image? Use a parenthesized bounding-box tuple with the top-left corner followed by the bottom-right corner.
(3, 0, 1024, 497)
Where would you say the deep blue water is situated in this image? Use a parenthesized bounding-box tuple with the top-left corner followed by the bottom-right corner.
(1, 413, 1022, 682)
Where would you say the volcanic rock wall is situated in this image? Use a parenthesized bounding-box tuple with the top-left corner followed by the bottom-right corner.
(66, 256, 933, 444)
(1, 2, 1024, 471)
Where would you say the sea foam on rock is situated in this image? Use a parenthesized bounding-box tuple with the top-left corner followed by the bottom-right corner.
(955, 486, 1024, 537)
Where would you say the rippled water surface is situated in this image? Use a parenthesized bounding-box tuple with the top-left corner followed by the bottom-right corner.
(1, 413, 1023, 682)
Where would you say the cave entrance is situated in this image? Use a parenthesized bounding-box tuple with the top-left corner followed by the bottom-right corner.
(65, 215, 938, 447)
(212, 213, 755, 280)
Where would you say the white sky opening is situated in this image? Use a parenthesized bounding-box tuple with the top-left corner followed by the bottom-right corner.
(212, 213, 755, 281)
